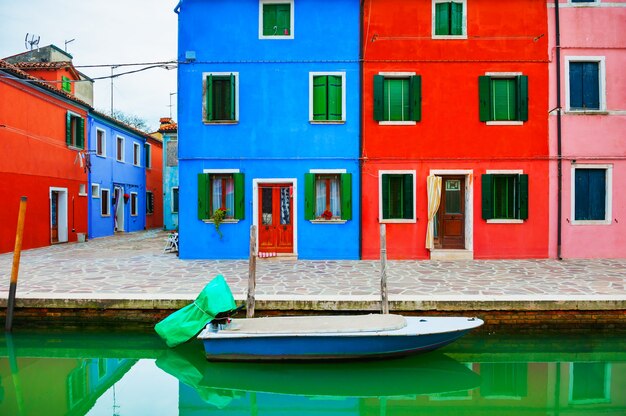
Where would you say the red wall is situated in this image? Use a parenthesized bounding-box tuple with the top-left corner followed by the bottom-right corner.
(361, 0, 549, 259)
(0, 77, 88, 253)
(24, 67, 77, 95)
(145, 137, 163, 229)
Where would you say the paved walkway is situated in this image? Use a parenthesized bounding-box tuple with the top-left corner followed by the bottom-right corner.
(0, 229, 625, 312)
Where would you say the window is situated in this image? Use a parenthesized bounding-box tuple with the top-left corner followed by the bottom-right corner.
(91, 184, 100, 198)
(304, 172, 352, 221)
(133, 142, 141, 166)
(479, 74, 528, 123)
(571, 0, 597, 3)
(96, 129, 106, 157)
(116, 136, 124, 162)
(62, 76, 71, 93)
(197, 172, 245, 221)
(572, 165, 612, 224)
(146, 191, 154, 214)
(203, 72, 238, 123)
(482, 173, 528, 221)
(569, 363, 610, 404)
(166, 140, 178, 167)
(79, 184, 87, 196)
(567, 58, 604, 111)
(101, 189, 110, 216)
(433, 0, 466, 38)
(373, 74, 422, 124)
(260, 0, 293, 39)
(379, 171, 415, 222)
(145, 143, 152, 168)
(481, 363, 528, 398)
(310, 73, 345, 122)
(130, 192, 138, 216)
(172, 187, 179, 214)
(66, 112, 85, 149)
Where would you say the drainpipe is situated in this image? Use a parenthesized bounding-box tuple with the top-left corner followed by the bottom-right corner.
(359, 0, 364, 259)
(555, 0, 563, 260)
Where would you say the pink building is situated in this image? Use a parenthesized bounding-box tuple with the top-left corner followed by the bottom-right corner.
(549, 0, 626, 258)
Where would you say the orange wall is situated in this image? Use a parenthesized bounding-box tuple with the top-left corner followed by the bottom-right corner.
(24, 67, 77, 94)
(146, 138, 163, 229)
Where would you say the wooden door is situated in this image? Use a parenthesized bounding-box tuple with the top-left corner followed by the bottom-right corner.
(437, 176, 465, 249)
(50, 191, 59, 243)
(258, 183, 293, 253)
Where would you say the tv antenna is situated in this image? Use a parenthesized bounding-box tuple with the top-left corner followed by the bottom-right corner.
(64, 38, 75, 52)
(25, 33, 40, 51)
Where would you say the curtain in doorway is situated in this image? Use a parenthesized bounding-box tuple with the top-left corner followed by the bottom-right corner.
(426, 175, 442, 250)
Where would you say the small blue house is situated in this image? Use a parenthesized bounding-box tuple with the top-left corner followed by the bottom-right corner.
(176, 0, 360, 259)
(159, 118, 179, 231)
(88, 111, 150, 238)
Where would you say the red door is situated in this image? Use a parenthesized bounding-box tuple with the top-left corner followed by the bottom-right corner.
(435, 176, 465, 249)
(258, 183, 294, 254)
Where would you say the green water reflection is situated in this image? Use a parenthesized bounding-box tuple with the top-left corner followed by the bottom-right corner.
(0, 330, 624, 415)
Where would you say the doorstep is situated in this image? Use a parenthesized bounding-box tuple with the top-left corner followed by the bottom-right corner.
(430, 249, 474, 261)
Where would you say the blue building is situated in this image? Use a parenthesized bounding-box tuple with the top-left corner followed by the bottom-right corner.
(88, 111, 150, 238)
(176, 0, 361, 259)
(159, 119, 179, 231)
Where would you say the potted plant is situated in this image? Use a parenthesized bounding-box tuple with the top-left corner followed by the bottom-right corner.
(322, 209, 333, 220)
(123, 193, 130, 203)
(212, 208, 228, 238)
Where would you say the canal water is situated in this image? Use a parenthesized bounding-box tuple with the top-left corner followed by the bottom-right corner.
(0, 329, 624, 415)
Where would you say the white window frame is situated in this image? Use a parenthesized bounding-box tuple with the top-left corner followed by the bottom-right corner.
(309, 72, 347, 123)
(308, 168, 348, 224)
(91, 183, 100, 198)
(564, 56, 607, 113)
(67, 111, 84, 149)
(171, 186, 179, 214)
(201, 169, 241, 224)
(78, 183, 87, 196)
(484, 72, 525, 126)
(378, 170, 417, 224)
(570, 164, 612, 225)
(378, 72, 417, 126)
(485, 169, 525, 224)
(96, 128, 106, 157)
(145, 142, 152, 168)
(259, 0, 295, 40)
(432, 0, 468, 40)
(101, 188, 111, 217)
(130, 192, 138, 216)
(116, 136, 125, 163)
(567, 0, 600, 6)
(133, 142, 141, 167)
(202, 72, 240, 124)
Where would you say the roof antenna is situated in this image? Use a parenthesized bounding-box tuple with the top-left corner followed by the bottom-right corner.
(64, 38, 75, 52)
(25, 33, 40, 51)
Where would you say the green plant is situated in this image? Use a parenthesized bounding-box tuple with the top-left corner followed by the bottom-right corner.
(212, 208, 228, 238)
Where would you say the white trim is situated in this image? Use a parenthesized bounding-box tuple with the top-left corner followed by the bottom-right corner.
(309, 169, 347, 174)
(309, 72, 346, 122)
(379, 121, 418, 126)
(486, 121, 524, 126)
(378, 72, 416, 77)
(259, 0, 294, 40)
(570, 164, 613, 225)
(91, 183, 100, 198)
(100, 188, 110, 216)
(564, 56, 607, 112)
(377, 73, 417, 125)
(310, 219, 348, 224)
(485, 72, 523, 77)
(202, 168, 240, 174)
(487, 219, 524, 224)
(252, 178, 298, 256)
(116, 136, 125, 163)
(171, 186, 179, 214)
(486, 169, 524, 175)
(202, 72, 240, 123)
(429, 169, 474, 251)
(432, 0, 467, 40)
(95, 128, 106, 157)
(50, 187, 68, 243)
(378, 170, 417, 224)
(130, 192, 138, 217)
(133, 142, 141, 167)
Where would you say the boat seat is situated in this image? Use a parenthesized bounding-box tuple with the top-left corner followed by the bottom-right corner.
(227, 314, 407, 334)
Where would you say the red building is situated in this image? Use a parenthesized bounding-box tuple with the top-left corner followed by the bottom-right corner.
(146, 127, 165, 230)
(0, 60, 90, 253)
(361, 0, 549, 260)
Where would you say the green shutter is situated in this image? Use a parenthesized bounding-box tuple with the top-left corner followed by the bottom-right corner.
(304, 173, 315, 220)
(206, 75, 213, 121)
(518, 174, 529, 220)
(328, 75, 342, 121)
(478, 76, 492, 122)
(340, 173, 352, 221)
(481, 174, 494, 220)
(373, 75, 384, 121)
(78, 117, 85, 149)
(403, 174, 413, 220)
(313, 76, 328, 120)
(197, 173, 210, 220)
(276, 4, 290, 35)
(381, 174, 390, 220)
(435, 3, 450, 35)
(66, 112, 72, 145)
(517, 75, 529, 122)
(262, 4, 275, 36)
(229, 73, 236, 121)
(409, 75, 422, 122)
(233, 173, 245, 220)
(451, 2, 463, 35)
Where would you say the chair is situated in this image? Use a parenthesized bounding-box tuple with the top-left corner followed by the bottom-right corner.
(164, 232, 179, 253)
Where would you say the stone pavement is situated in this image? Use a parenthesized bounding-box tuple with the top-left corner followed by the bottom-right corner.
(0, 229, 625, 317)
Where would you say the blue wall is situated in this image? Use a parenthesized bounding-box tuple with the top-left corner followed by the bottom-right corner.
(177, 0, 360, 259)
(162, 131, 179, 231)
(88, 114, 147, 239)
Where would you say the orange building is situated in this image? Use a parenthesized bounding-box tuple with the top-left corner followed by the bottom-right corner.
(146, 130, 164, 230)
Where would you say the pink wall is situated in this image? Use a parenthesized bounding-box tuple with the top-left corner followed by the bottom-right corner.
(548, 1, 626, 258)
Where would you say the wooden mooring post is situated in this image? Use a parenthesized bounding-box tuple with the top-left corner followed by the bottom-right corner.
(380, 223, 389, 314)
(247, 225, 257, 318)
(6, 196, 27, 332)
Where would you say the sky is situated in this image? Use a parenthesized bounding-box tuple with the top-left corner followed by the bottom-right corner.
(0, 0, 178, 132)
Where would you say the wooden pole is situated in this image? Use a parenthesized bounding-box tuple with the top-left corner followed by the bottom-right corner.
(6, 196, 27, 332)
(247, 225, 256, 318)
(380, 223, 389, 314)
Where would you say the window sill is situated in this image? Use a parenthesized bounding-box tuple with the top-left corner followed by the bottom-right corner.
(96, 154, 106, 158)
(310, 219, 347, 224)
(565, 110, 608, 116)
(203, 121, 239, 125)
(380, 219, 416, 224)
(101, 214, 111, 217)
(203, 219, 240, 224)
(116, 159, 124, 163)
(432, 35, 467, 40)
(259, 35, 294, 40)
(78, 193, 88, 197)
(570, 220, 612, 226)
(309, 121, 345, 125)
(378, 121, 417, 126)
(67, 145, 84, 151)
(486, 121, 524, 126)
(487, 219, 524, 224)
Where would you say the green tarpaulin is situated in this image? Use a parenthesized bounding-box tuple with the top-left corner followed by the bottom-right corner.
(155, 275, 236, 348)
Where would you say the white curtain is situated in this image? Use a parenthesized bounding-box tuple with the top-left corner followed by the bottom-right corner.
(330, 179, 340, 216)
(315, 179, 326, 217)
(315, 177, 341, 218)
(426, 175, 442, 250)
(212, 178, 234, 215)
(211, 179, 222, 211)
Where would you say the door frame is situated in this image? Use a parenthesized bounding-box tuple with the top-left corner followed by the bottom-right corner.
(114, 185, 125, 232)
(49, 187, 68, 243)
(252, 178, 298, 256)
(429, 169, 473, 252)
